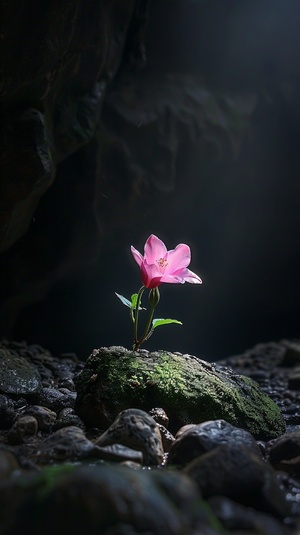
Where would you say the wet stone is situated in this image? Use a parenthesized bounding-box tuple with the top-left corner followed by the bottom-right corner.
(268, 430, 300, 478)
(149, 407, 169, 427)
(0, 349, 41, 395)
(23, 405, 57, 430)
(158, 424, 175, 452)
(0, 394, 16, 429)
(184, 444, 293, 518)
(35, 425, 95, 463)
(7, 415, 38, 445)
(95, 408, 164, 465)
(34, 387, 76, 412)
(209, 496, 290, 535)
(54, 408, 85, 431)
(0, 450, 20, 480)
(168, 419, 261, 467)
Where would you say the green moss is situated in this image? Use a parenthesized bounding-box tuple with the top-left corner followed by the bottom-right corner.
(75, 347, 285, 439)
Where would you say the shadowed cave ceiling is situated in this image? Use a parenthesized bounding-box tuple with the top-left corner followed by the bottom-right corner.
(0, 0, 300, 359)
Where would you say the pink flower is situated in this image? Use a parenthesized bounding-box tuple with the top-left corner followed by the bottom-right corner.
(131, 234, 202, 289)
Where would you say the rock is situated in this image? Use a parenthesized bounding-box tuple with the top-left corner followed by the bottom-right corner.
(0, 450, 20, 481)
(168, 419, 261, 466)
(184, 444, 292, 518)
(7, 415, 38, 445)
(0, 464, 223, 535)
(268, 430, 300, 478)
(95, 408, 164, 465)
(209, 496, 290, 535)
(34, 426, 95, 463)
(0, 394, 16, 429)
(149, 407, 169, 427)
(34, 387, 76, 412)
(0, 349, 41, 395)
(54, 408, 85, 431)
(23, 405, 57, 430)
(75, 346, 285, 440)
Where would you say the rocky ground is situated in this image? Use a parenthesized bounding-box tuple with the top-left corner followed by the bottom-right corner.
(0, 339, 300, 534)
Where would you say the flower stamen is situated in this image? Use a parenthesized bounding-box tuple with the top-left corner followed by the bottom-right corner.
(156, 258, 168, 270)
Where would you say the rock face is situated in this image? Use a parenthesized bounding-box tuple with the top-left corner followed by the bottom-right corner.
(75, 346, 285, 439)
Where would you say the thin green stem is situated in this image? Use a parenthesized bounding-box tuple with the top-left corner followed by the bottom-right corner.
(133, 286, 145, 349)
(137, 303, 156, 348)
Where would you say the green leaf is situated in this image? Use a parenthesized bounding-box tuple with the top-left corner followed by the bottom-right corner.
(131, 293, 146, 310)
(115, 292, 146, 310)
(115, 292, 132, 308)
(152, 318, 183, 330)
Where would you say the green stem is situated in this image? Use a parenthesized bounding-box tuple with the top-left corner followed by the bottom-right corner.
(133, 286, 145, 349)
(137, 303, 156, 348)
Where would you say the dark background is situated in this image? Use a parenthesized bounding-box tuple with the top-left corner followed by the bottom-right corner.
(1, 0, 300, 360)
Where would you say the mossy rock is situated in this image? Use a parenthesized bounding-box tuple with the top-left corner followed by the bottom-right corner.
(75, 346, 285, 440)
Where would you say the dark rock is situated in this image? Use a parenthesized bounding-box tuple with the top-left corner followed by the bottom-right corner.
(0, 450, 20, 481)
(35, 387, 76, 412)
(168, 419, 261, 467)
(149, 407, 169, 427)
(209, 496, 290, 535)
(0, 464, 222, 535)
(184, 444, 293, 518)
(0, 394, 16, 429)
(75, 346, 285, 440)
(0, 349, 41, 395)
(23, 405, 57, 430)
(34, 425, 95, 463)
(7, 415, 38, 445)
(95, 408, 164, 466)
(268, 431, 300, 478)
(54, 408, 85, 431)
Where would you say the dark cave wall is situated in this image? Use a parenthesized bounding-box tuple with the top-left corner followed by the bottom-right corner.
(1, 0, 300, 360)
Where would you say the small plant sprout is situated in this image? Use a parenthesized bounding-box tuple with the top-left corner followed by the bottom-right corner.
(116, 234, 202, 350)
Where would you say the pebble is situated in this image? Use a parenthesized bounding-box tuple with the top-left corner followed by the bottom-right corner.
(34, 387, 76, 412)
(0, 349, 41, 395)
(54, 408, 85, 430)
(7, 415, 38, 445)
(23, 405, 57, 430)
(34, 426, 95, 463)
(95, 408, 164, 465)
(168, 419, 261, 466)
(184, 444, 293, 518)
(268, 430, 300, 478)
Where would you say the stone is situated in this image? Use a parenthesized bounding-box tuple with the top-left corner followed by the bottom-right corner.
(34, 425, 96, 463)
(34, 387, 76, 412)
(209, 496, 290, 535)
(95, 408, 164, 465)
(0, 394, 16, 429)
(0, 450, 20, 481)
(75, 346, 285, 440)
(7, 415, 38, 445)
(0, 464, 223, 535)
(184, 444, 292, 518)
(54, 408, 85, 431)
(268, 430, 300, 478)
(0, 349, 41, 395)
(168, 419, 261, 466)
(23, 405, 57, 430)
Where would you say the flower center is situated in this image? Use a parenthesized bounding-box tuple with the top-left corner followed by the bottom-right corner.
(156, 257, 168, 271)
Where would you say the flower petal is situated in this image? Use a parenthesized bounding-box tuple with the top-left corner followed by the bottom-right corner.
(160, 273, 186, 284)
(175, 267, 202, 284)
(141, 260, 163, 288)
(144, 234, 167, 265)
(131, 246, 144, 267)
(166, 243, 191, 273)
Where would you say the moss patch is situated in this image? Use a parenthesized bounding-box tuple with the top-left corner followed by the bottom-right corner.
(75, 346, 285, 439)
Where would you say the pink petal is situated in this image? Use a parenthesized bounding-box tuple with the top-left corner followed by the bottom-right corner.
(176, 267, 202, 284)
(165, 243, 191, 274)
(141, 260, 163, 288)
(160, 273, 186, 284)
(144, 234, 167, 265)
(131, 246, 144, 267)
